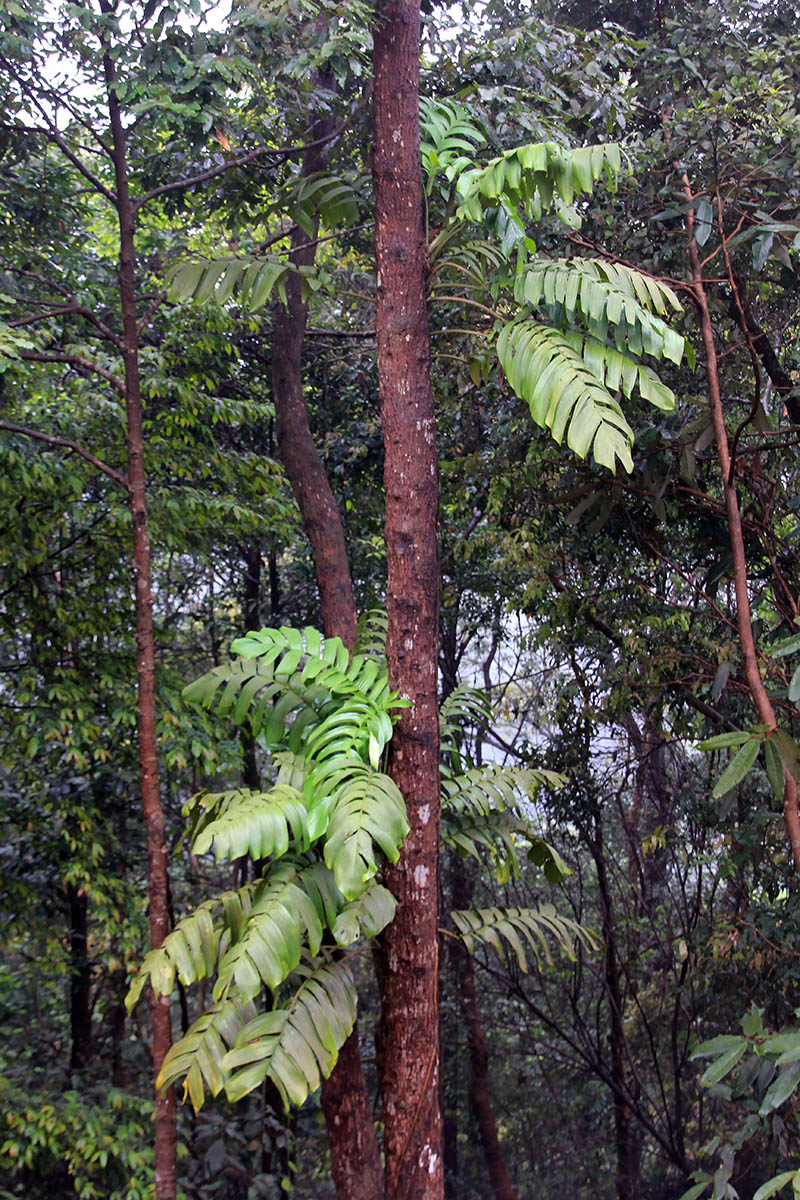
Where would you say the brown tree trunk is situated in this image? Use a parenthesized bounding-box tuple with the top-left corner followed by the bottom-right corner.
(67, 883, 92, 1071)
(102, 28, 177, 1199)
(241, 541, 262, 793)
(272, 102, 357, 652)
(682, 177, 800, 873)
(373, 3, 444, 1196)
(461, 955, 519, 1200)
(451, 862, 518, 1200)
(592, 816, 639, 1200)
(271, 82, 383, 1200)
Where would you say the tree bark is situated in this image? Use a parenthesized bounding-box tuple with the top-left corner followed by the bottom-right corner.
(102, 27, 176, 1198)
(271, 81, 383, 1200)
(373, 3, 444, 1196)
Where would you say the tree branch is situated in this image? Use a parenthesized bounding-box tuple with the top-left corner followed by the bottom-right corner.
(133, 91, 370, 214)
(18, 351, 125, 394)
(0, 420, 127, 487)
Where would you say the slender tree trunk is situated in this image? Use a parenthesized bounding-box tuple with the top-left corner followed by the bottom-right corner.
(67, 883, 92, 1071)
(592, 816, 639, 1200)
(272, 99, 357, 653)
(271, 81, 383, 1200)
(241, 541, 261, 793)
(451, 865, 518, 1200)
(373, 3, 444, 1196)
(682, 177, 800, 873)
(102, 31, 176, 1199)
(461, 956, 518, 1200)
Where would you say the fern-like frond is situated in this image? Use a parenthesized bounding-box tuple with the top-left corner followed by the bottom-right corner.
(573, 335, 677, 411)
(167, 256, 305, 311)
(439, 683, 492, 772)
(452, 904, 599, 972)
(156, 997, 258, 1113)
(515, 259, 685, 364)
(279, 170, 361, 236)
(313, 757, 409, 899)
(420, 98, 486, 195)
(126, 892, 234, 1011)
(302, 694, 394, 770)
(456, 142, 622, 223)
(185, 784, 310, 863)
(332, 881, 397, 946)
(354, 608, 388, 659)
(222, 957, 358, 1108)
(442, 807, 523, 880)
(442, 763, 561, 815)
(183, 625, 400, 745)
(213, 862, 326, 1001)
(442, 764, 567, 882)
(496, 320, 635, 472)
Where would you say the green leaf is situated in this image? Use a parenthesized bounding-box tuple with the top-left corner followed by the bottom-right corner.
(496, 321, 634, 474)
(697, 731, 751, 751)
(758, 1061, 800, 1115)
(712, 737, 760, 798)
(156, 998, 257, 1112)
(679, 1182, 712, 1200)
(222, 958, 358, 1109)
(452, 904, 599, 972)
(695, 199, 713, 246)
(753, 1173, 799, 1200)
(332, 881, 396, 946)
(764, 738, 785, 800)
(774, 730, 800, 782)
(700, 1041, 747, 1086)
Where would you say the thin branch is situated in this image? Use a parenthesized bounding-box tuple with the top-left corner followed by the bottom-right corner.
(134, 89, 371, 213)
(716, 183, 763, 482)
(10, 304, 124, 351)
(0, 420, 127, 487)
(137, 293, 166, 336)
(18, 351, 125, 395)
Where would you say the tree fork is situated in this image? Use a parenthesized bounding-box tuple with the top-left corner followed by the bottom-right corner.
(373, 2, 444, 1195)
(101, 20, 177, 1197)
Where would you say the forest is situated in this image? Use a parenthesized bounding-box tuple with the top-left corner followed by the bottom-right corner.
(1, 0, 800, 1197)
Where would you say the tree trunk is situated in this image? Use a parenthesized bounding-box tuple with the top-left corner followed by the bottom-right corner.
(67, 883, 92, 1071)
(450, 864, 518, 1200)
(271, 81, 383, 1200)
(241, 541, 262, 793)
(373, 3, 444, 1195)
(102, 30, 176, 1199)
(592, 815, 639, 1200)
(461, 954, 519, 1200)
(272, 99, 357, 652)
